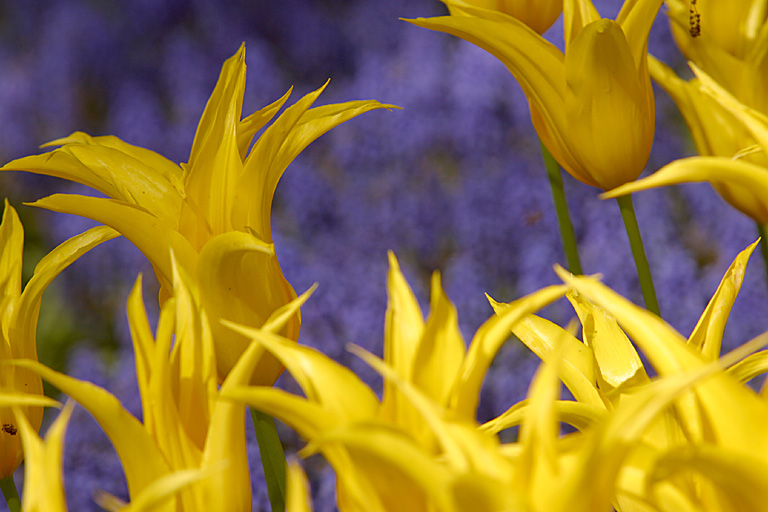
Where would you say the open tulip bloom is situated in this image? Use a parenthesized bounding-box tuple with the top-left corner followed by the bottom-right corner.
(1, 45, 394, 386)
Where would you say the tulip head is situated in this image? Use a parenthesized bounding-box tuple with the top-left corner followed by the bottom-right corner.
(558, 18, 655, 190)
(408, 0, 662, 190)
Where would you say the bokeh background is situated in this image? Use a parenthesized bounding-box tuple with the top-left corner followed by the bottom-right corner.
(0, 1, 765, 510)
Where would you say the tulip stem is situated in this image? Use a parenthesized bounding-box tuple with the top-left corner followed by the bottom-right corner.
(0, 476, 22, 512)
(540, 140, 583, 274)
(616, 195, 661, 317)
(251, 408, 286, 512)
(756, 222, 768, 294)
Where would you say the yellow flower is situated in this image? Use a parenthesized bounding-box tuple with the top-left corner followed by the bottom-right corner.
(486, 240, 768, 510)
(405, 0, 662, 190)
(664, 0, 768, 113)
(444, 0, 562, 34)
(7, 396, 228, 512)
(1, 44, 394, 385)
(604, 64, 768, 224)
(220, 252, 566, 510)
(0, 200, 116, 478)
(12, 254, 304, 511)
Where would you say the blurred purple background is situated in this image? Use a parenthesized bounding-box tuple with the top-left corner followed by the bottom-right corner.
(1, 1, 765, 510)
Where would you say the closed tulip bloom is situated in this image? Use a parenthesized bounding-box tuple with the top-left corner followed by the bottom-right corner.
(406, 0, 663, 190)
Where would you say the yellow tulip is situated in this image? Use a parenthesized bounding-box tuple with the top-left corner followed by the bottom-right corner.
(0, 200, 116, 478)
(444, 0, 562, 34)
(605, 64, 768, 224)
(220, 253, 566, 510)
(665, 0, 768, 113)
(11, 252, 305, 511)
(1, 45, 394, 385)
(406, 0, 662, 190)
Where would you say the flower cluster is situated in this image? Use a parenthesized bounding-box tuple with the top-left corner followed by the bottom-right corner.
(2, 0, 768, 511)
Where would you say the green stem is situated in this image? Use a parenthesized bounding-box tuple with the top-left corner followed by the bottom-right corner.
(540, 140, 583, 275)
(616, 195, 661, 317)
(0, 475, 22, 512)
(756, 222, 768, 296)
(251, 408, 286, 512)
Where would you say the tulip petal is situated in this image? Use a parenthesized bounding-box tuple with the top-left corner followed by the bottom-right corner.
(565, 19, 651, 189)
(602, 156, 768, 224)
(237, 89, 292, 161)
(404, 14, 583, 182)
(563, 0, 600, 49)
(0, 392, 60, 408)
(451, 285, 568, 419)
(481, 399, 606, 433)
(221, 386, 337, 439)
(651, 444, 768, 510)
(616, 0, 664, 70)
(556, 268, 768, 456)
(197, 231, 298, 384)
(28, 194, 198, 296)
(0, 200, 23, 324)
(2, 135, 183, 225)
(182, 45, 245, 239)
(488, 296, 603, 406)
(383, 252, 424, 411)
(223, 323, 380, 423)
(15, 224, 119, 360)
(688, 240, 758, 360)
(412, 272, 466, 407)
(11, 359, 171, 497)
(15, 401, 74, 512)
(567, 291, 648, 393)
(306, 424, 455, 512)
(286, 458, 313, 512)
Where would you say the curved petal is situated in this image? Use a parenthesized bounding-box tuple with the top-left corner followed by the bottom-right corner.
(0, 200, 23, 325)
(403, 14, 581, 183)
(602, 156, 768, 224)
(220, 386, 337, 440)
(649, 56, 760, 163)
(555, 268, 768, 457)
(28, 194, 198, 296)
(286, 458, 313, 512)
(563, 0, 600, 49)
(445, 0, 563, 34)
(12, 359, 171, 497)
(237, 85, 395, 242)
(688, 240, 759, 361)
(307, 424, 455, 512)
(181, 45, 246, 241)
(616, 0, 664, 71)
(223, 323, 380, 423)
(412, 271, 466, 407)
(383, 252, 424, 404)
(650, 444, 768, 510)
(2, 136, 183, 226)
(450, 285, 567, 419)
(197, 231, 298, 384)
(15, 401, 74, 512)
(488, 298, 603, 407)
(567, 291, 648, 393)
(14, 225, 119, 360)
(481, 399, 606, 433)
